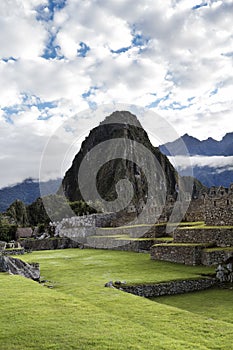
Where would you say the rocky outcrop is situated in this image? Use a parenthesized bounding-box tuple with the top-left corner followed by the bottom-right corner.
(0, 255, 40, 281)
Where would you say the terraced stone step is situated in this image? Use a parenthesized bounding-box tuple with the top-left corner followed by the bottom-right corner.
(85, 235, 156, 252)
(96, 224, 167, 238)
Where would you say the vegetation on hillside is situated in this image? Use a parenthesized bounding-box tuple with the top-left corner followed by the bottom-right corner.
(0, 178, 61, 212)
(4, 195, 97, 228)
(0, 214, 17, 242)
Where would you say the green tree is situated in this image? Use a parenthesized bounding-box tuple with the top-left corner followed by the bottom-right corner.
(0, 214, 17, 242)
(69, 200, 97, 216)
(7, 200, 28, 226)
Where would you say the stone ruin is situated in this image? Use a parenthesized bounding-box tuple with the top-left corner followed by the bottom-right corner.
(151, 184, 233, 266)
(0, 239, 39, 281)
(1, 183, 232, 268)
(204, 184, 233, 226)
(0, 240, 25, 255)
(185, 184, 233, 225)
(55, 184, 233, 267)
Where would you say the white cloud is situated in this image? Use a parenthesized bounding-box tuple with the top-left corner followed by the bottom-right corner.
(169, 155, 233, 171)
(0, 1, 47, 59)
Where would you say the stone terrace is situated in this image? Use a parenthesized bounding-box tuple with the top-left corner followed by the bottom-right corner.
(151, 225, 233, 266)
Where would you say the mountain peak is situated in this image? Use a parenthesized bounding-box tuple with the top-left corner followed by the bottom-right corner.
(222, 132, 233, 141)
(182, 134, 200, 142)
(100, 110, 142, 128)
(24, 178, 37, 183)
(60, 111, 177, 207)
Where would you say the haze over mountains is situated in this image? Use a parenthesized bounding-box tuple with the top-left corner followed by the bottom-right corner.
(160, 133, 233, 187)
(0, 178, 61, 212)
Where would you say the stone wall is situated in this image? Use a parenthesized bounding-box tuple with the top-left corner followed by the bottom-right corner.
(86, 236, 155, 252)
(174, 228, 233, 247)
(2, 248, 25, 256)
(19, 237, 80, 251)
(55, 213, 169, 247)
(201, 249, 233, 266)
(182, 184, 233, 226)
(151, 244, 204, 265)
(55, 213, 119, 242)
(58, 226, 95, 244)
(56, 213, 119, 229)
(130, 224, 169, 239)
(119, 278, 217, 297)
(204, 185, 233, 225)
(184, 199, 205, 222)
(96, 224, 168, 239)
(205, 205, 233, 226)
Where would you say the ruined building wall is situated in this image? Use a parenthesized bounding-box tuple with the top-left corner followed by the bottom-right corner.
(205, 197, 233, 225)
(184, 198, 205, 222)
(183, 184, 233, 225)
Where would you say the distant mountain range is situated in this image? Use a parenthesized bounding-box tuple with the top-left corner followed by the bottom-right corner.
(0, 178, 61, 212)
(160, 133, 233, 187)
(160, 132, 233, 156)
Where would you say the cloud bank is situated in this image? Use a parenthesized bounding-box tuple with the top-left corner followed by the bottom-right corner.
(0, 0, 232, 187)
(169, 155, 233, 171)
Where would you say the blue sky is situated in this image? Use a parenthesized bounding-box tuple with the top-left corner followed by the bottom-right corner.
(0, 0, 232, 187)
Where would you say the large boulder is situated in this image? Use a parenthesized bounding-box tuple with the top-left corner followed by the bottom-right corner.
(0, 255, 40, 281)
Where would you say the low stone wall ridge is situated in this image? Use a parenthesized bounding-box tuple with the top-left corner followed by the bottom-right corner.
(120, 278, 217, 297)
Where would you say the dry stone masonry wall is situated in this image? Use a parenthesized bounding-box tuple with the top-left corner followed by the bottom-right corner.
(151, 244, 205, 265)
(201, 249, 233, 266)
(55, 213, 119, 242)
(204, 185, 233, 225)
(174, 228, 233, 247)
(119, 278, 217, 297)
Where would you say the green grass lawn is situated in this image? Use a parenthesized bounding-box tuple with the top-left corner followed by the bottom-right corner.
(153, 288, 233, 324)
(0, 249, 232, 349)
